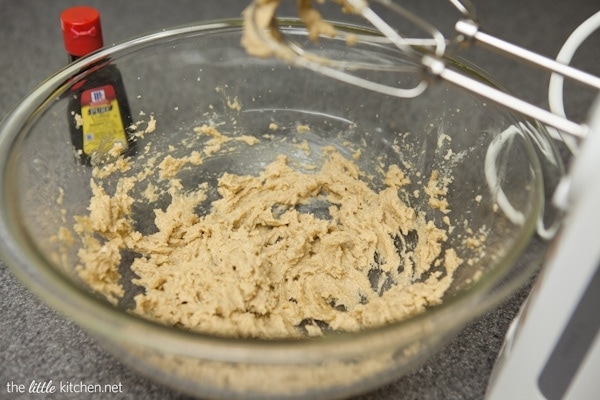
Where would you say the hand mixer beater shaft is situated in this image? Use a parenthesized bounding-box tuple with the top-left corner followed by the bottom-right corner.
(245, 0, 599, 140)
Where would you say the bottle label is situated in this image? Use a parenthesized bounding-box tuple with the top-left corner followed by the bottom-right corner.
(80, 84, 128, 156)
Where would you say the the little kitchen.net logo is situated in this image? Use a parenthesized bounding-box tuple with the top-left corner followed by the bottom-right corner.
(5, 379, 123, 396)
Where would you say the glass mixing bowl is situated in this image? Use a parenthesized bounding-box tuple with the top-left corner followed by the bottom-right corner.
(0, 20, 563, 399)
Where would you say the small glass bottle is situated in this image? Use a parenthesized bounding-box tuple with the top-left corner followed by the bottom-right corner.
(61, 6, 134, 164)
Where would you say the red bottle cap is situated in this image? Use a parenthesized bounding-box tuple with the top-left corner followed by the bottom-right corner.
(60, 6, 104, 57)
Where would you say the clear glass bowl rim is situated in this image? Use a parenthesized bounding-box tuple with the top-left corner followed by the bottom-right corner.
(0, 18, 549, 364)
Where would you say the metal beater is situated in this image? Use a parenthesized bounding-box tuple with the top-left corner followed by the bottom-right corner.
(245, 0, 599, 140)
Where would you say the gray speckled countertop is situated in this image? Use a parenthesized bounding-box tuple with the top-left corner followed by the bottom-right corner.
(1, 1, 598, 399)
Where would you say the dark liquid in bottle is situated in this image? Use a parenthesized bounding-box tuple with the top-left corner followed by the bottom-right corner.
(67, 61, 135, 165)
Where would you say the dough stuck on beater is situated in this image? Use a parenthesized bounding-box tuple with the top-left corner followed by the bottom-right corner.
(241, 0, 358, 57)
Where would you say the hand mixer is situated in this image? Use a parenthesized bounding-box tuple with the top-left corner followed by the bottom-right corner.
(245, 1, 600, 398)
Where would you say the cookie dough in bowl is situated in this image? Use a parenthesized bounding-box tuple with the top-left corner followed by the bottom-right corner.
(0, 19, 563, 399)
(74, 123, 463, 339)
